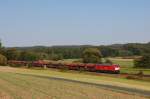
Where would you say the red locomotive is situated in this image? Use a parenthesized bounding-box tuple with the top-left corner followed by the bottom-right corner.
(8, 60, 120, 74)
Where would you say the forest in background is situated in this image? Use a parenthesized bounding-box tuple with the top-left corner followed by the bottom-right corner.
(2, 42, 149, 60)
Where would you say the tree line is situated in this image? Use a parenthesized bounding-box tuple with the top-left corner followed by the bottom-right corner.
(0, 41, 150, 68)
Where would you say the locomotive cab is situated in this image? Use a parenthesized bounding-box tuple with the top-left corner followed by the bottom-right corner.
(95, 64, 120, 74)
(113, 64, 120, 74)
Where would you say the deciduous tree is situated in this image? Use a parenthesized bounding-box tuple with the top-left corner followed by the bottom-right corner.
(82, 48, 102, 63)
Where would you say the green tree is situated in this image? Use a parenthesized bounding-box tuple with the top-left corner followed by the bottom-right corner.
(4, 48, 20, 60)
(37, 52, 49, 60)
(0, 54, 7, 65)
(100, 46, 119, 57)
(0, 41, 2, 48)
(19, 51, 40, 61)
(118, 50, 133, 56)
(82, 48, 102, 63)
(0, 40, 3, 54)
(134, 54, 150, 68)
(123, 44, 142, 55)
(49, 53, 63, 61)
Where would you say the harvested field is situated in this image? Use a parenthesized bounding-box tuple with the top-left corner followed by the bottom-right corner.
(0, 71, 148, 99)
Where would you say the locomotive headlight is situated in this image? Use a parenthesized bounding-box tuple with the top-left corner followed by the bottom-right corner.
(115, 67, 120, 70)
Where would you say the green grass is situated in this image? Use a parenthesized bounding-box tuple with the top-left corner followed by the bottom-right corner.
(0, 68, 148, 99)
(58, 59, 82, 63)
(107, 58, 150, 75)
(120, 68, 150, 74)
(108, 58, 134, 68)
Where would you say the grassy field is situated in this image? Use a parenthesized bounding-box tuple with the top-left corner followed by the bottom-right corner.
(0, 66, 150, 99)
(0, 71, 148, 99)
(108, 58, 134, 68)
(108, 58, 150, 75)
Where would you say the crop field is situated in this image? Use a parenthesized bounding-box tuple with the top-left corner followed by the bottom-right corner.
(0, 66, 150, 99)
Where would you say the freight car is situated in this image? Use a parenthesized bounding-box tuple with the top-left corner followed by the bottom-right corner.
(8, 60, 120, 74)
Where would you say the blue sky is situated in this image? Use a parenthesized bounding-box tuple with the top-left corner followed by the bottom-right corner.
(0, 0, 150, 47)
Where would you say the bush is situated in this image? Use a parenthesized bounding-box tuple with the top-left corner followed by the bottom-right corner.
(105, 59, 113, 64)
(126, 75, 138, 80)
(134, 54, 150, 68)
(126, 72, 144, 80)
(59, 65, 68, 72)
(0, 54, 7, 65)
(137, 70, 144, 76)
(10, 63, 21, 67)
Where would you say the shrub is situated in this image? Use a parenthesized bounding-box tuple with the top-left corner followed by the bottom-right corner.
(137, 71, 144, 78)
(59, 65, 68, 72)
(126, 75, 137, 80)
(0, 54, 7, 65)
(105, 59, 113, 64)
(134, 54, 150, 68)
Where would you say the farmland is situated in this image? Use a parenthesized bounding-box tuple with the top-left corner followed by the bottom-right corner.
(108, 58, 150, 75)
(0, 66, 150, 99)
(0, 0, 150, 98)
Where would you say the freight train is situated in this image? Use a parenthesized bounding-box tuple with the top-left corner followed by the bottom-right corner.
(8, 60, 120, 74)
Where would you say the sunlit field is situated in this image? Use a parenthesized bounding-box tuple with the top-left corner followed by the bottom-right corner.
(0, 66, 150, 99)
(108, 58, 150, 75)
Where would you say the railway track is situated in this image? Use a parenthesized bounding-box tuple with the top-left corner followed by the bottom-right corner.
(46, 67, 150, 78)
